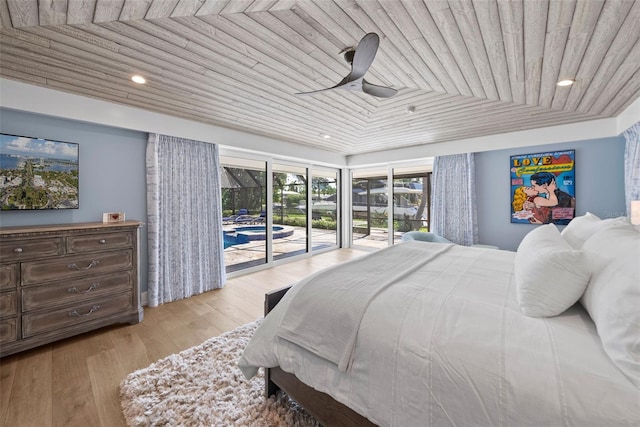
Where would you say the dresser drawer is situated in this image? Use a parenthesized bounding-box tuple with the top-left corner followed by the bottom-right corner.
(0, 264, 18, 289)
(66, 231, 133, 253)
(22, 271, 133, 312)
(0, 238, 64, 262)
(0, 221, 142, 357)
(22, 250, 133, 286)
(22, 291, 133, 338)
(0, 318, 17, 345)
(0, 291, 17, 317)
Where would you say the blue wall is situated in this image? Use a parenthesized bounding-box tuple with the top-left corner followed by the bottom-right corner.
(0, 108, 149, 292)
(475, 136, 626, 251)
(1, 108, 628, 284)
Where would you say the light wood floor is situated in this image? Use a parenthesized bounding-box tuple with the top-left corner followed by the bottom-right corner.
(0, 248, 365, 427)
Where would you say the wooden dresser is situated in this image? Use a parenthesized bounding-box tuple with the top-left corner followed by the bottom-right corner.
(0, 221, 143, 357)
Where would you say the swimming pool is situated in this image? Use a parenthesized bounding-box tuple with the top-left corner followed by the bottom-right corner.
(223, 225, 294, 248)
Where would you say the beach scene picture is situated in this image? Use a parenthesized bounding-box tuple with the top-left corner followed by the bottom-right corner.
(0, 133, 79, 210)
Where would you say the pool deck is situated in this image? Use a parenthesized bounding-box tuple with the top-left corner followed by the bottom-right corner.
(224, 226, 397, 269)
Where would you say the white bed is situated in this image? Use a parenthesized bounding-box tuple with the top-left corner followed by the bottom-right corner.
(239, 216, 640, 426)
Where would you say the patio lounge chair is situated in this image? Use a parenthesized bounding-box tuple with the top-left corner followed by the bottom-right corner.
(234, 215, 256, 224)
(223, 215, 238, 224)
(234, 210, 267, 224)
(223, 209, 250, 224)
(249, 216, 265, 224)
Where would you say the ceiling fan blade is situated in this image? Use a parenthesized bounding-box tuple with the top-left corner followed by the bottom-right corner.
(295, 33, 392, 98)
(295, 87, 336, 95)
(349, 33, 380, 79)
(295, 80, 347, 95)
(295, 74, 360, 95)
(362, 80, 397, 98)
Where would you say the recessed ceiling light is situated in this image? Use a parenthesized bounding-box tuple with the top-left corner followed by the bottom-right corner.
(322, 134, 331, 139)
(406, 106, 416, 114)
(556, 79, 575, 87)
(131, 75, 146, 84)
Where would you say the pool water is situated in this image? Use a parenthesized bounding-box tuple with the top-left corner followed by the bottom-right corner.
(223, 225, 293, 248)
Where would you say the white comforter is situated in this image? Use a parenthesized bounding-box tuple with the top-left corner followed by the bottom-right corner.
(277, 242, 455, 371)
(239, 242, 640, 426)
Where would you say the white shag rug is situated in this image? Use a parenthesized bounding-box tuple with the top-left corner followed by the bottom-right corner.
(119, 320, 321, 426)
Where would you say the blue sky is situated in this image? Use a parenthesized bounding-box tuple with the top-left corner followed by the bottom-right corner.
(0, 134, 78, 161)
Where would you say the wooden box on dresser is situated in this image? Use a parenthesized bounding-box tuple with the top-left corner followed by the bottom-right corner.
(0, 221, 143, 357)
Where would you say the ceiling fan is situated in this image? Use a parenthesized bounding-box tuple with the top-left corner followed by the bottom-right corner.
(296, 33, 397, 99)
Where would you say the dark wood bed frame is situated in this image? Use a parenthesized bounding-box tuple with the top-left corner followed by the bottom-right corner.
(264, 286, 377, 427)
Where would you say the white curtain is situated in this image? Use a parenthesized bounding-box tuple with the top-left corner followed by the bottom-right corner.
(146, 133, 226, 307)
(430, 153, 478, 246)
(623, 122, 640, 214)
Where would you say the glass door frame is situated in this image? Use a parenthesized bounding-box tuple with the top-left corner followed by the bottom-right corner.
(221, 148, 342, 278)
(272, 161, 309, 262)
(348, 160, 433, 251)
(349, 166, 394, 250)
(311, 166, 341, 253)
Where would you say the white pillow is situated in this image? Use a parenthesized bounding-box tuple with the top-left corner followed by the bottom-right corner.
(515, 224, 591, 317)
(580, 222, 640, 388)
(560, 212, 625, 249)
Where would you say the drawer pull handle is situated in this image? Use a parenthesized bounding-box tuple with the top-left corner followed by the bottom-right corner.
(99, 239, 107, 244)
(68, 283, 100, 294)
(13, 248, 23, 254)
(69, 305, 101, 318)
(68, 260, 100, 270)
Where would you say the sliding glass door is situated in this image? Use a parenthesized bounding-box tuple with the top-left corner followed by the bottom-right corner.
(350, 165, 432, 249)
(351, 168, 389, 249)
(220, 156, 267, 272)
(312, 168, 339, 251)
(272, 163, 308, 261)
(392, 166, 431, 245)
(221, 152, 341, 274)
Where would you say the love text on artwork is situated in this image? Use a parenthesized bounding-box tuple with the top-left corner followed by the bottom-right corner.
(512, 156, 553, 167)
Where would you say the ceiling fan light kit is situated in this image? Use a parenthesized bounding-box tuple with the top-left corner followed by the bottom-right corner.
(296, 33, 397, 99)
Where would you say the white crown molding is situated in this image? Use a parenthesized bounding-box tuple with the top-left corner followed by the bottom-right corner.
(616, 97, 640, 134)
(0, 78, 347, 167)
(3, 78, 636, 169)
(348, 115, 625, 167)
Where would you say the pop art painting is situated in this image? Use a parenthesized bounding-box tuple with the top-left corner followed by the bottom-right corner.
(510, 150, 575, 225)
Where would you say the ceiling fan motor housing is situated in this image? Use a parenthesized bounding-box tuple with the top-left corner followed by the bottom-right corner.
(343, 49, 355, 64)
(295, 32, 397, 98)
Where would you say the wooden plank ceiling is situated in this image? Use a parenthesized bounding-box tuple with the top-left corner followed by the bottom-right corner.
(1, 0, 639, 156)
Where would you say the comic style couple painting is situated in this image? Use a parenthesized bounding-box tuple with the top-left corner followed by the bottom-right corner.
(512, 171, 575, 224)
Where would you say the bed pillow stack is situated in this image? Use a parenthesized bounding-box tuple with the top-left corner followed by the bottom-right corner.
(559, 211, 624, 248)
(514, 223, 591, 317)
(515, 212, 640, 388)
(578, 219, 640, 388)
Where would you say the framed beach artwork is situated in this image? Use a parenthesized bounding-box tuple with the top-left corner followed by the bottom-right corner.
(0, 133, 79, 210)
(510, 150, 575, 225)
